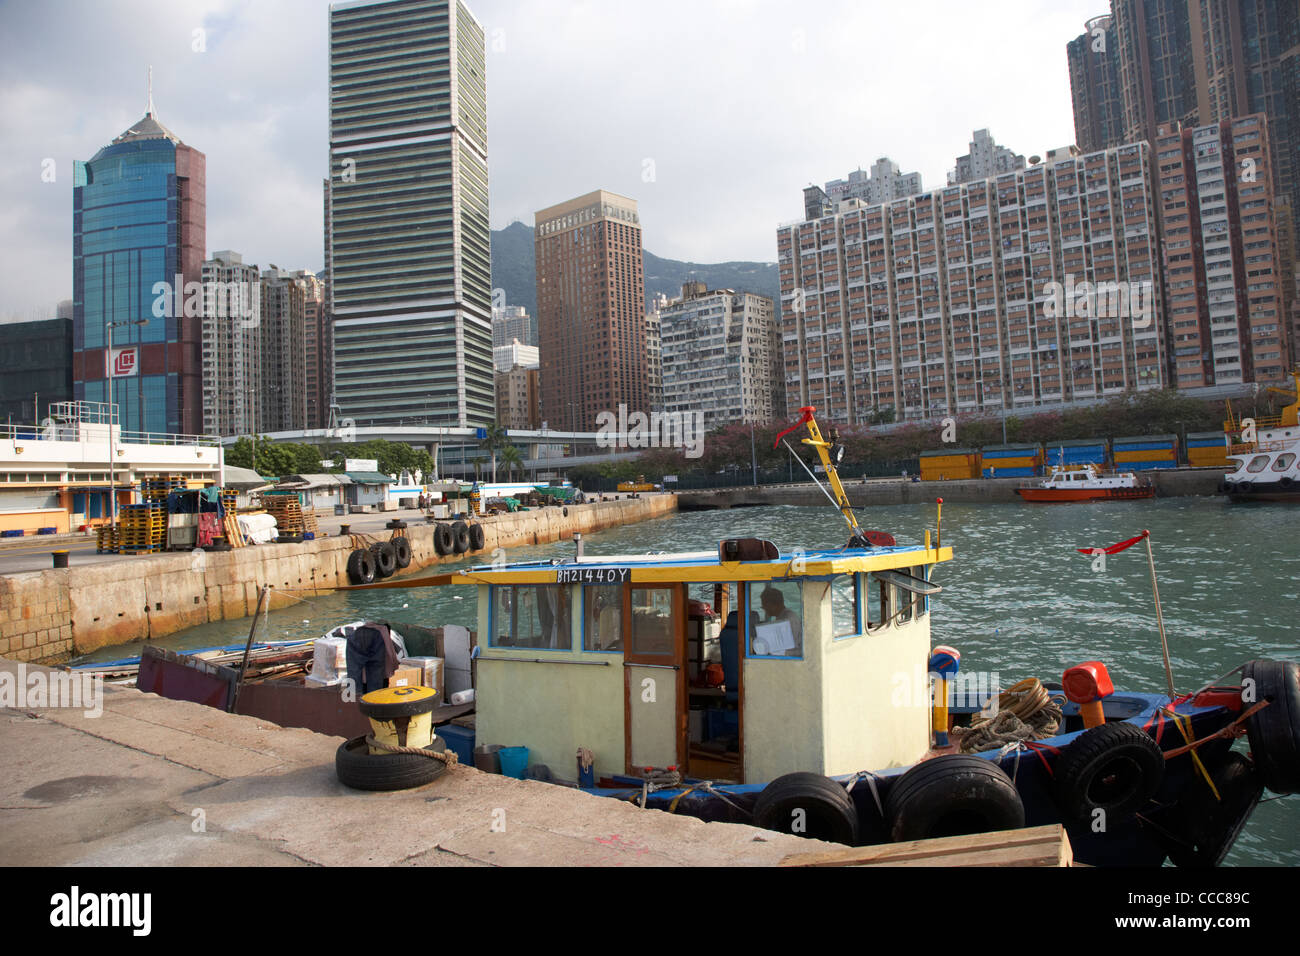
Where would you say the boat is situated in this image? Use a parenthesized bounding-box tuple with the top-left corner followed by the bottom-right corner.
(335, 406, 1298, 866)
(1015, 463, 1154, 502)
(1222, 370, 1300, 502)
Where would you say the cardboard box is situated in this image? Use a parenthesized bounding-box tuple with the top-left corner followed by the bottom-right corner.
(399, 656, 444, 700)
(387, 666, 422, 689)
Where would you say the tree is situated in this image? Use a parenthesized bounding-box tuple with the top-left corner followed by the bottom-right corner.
(499, 444, 523, 481)
(480, 423, 508, 482)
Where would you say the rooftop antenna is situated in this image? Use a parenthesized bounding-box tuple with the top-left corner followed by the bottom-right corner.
(147, 66, 154, 116)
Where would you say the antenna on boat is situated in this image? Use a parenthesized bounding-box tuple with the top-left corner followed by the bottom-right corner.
(774, 407, 886, 548)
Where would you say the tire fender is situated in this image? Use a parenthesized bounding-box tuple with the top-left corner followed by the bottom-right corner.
(1052, 721, 1165, 824)
(346, 548, 376, 585)
(392, 536, 412, 569)
(335, 734, 448, 792)
(752, 772, 859, 845)
(451, 520, 471, 554)
(433, 523, 454, 556)
(369, 541, 397, 578)
(1243, 659, 1300, 795)
(468, 523, 486, 552)
(886, 754, 1025, 841)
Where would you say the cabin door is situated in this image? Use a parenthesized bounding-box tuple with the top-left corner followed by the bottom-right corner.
(623, 584, 687, 773)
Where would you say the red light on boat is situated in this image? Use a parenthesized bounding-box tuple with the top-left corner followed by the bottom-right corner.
(1063, 661, 1115, 703)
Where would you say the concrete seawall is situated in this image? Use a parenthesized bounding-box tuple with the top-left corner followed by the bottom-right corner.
(0, 494, 677, 664)
(677, 467, 1225, 510)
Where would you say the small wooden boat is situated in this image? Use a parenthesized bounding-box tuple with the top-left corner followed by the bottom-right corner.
(1016, 464, 1154, 502)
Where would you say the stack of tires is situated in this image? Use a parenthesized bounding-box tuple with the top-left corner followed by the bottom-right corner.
(433, 520, 485, 557)
(345, 535, 413, 585)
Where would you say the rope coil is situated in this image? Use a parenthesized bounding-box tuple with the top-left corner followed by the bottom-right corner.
(950, 678, 1064, 754)
(364, 734, 459, 765)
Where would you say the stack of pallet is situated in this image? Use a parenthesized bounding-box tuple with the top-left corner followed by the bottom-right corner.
(264, 494, 305, 535)
(118, 503, 166, 554)
(301, 509, 319, 536)
(223, 511, 247, 548)
(141, 474, 187, 504)
(95, 525, 118, 554)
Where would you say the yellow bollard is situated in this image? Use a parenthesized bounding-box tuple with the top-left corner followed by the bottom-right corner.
(359, 685, 439, 754)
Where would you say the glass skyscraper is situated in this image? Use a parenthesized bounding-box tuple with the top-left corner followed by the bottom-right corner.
(328, 0, 493, 429)
(72, 106, 206, 435)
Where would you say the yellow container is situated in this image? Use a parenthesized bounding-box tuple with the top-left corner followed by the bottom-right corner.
(1114, 449, 1175, 463)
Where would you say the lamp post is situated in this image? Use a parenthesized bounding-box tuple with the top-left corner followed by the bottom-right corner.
(104, 318, 147, 528)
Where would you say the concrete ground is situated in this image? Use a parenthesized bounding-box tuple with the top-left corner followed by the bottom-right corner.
(0, 658, 815, 866)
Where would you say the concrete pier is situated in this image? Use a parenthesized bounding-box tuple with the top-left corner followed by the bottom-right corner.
(0, 495, 677, 664)
(0, 659, 812, 867)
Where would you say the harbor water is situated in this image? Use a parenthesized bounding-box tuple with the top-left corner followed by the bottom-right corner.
(109, 497, 1299, 865)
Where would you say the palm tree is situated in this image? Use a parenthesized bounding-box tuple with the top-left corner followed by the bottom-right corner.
(480, 423, 508, 482)
(499, 444, 523, 481)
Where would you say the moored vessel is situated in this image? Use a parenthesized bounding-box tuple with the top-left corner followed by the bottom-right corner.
(1016, 463, 1154, 502)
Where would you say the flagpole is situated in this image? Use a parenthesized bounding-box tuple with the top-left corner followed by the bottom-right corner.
(1142, 529, 1176, 698)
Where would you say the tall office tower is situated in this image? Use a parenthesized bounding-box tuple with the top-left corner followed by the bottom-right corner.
(328, 0, 492, 429)
(778, 141, 1167, 424)
(73, 92, 205, 434)
(645, 293, 666, 413)
(534, 189, 646, 432)
(660, 283, 783, 430)
(0, 317, 73, 424)
(322, 176, 336, 421)
(1156, 115, 1289, 386)
(491, 305, 536, 348)
(200, 251, 262, 437)
(1068, 16, 1126, 153)
(260, 268, 308, 432)
(948, 130, 1026, 185)
(297, 270, 329, 429)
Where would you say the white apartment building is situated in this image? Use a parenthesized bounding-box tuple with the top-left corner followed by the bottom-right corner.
(200, 250, 262, 437)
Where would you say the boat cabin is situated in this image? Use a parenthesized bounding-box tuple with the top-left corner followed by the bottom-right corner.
(455, 537, 953, 785)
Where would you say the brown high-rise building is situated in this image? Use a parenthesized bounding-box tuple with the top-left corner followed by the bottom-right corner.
(1067, 15, 1126, 153)
(534, 190, 647, 431)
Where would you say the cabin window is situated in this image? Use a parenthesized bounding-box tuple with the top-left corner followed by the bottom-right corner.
(747, 581, 803, 658)
(583, 585, 623, 651)
(1271, 454, 1295, 471)
(913, 566, 930, 617)
(630, 587, 675, 655)
(491, 584, 572, 650)
(867, 573, 890, 629)
(831, 574, 861, 638)
(1246, 455, 1270, 473)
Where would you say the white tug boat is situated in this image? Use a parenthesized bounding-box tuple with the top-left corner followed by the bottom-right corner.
(1016, 463, 1154, 503)
(1223, 371, 1300, 502)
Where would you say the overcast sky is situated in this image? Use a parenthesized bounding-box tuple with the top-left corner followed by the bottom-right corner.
(0, 0, 1105, 321)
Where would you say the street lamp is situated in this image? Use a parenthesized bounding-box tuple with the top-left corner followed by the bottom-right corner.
(105, 318, 147, 528)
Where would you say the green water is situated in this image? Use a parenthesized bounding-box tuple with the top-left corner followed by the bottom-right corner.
(104, 498, 1300, 865)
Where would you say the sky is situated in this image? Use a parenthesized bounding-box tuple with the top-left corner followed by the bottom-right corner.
(0, 0, 1107, 321)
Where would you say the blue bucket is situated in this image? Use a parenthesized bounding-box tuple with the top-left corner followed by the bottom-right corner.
(499, 746, 529, 779)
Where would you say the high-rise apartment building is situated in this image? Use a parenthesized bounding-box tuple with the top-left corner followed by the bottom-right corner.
(645, 292, 666, 413)
(492, 305, 536, 348)
(948, 129, 1026, 185)
(260, 268, 308, 432)
(493, 341, 538, 373)
(298, 270, 330, 429)
(1156, 115, 1289, 386)
(1068, 16, 1126, 154)
(660, 283, 784, 429)
(200, 251, 262, 437)
(534, 189, 647, 431)
(328, 0, 492, 429)
(778, 141, 1167, 423)
(73, 98, 205, 434)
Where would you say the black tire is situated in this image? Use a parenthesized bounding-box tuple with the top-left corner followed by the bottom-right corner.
(752, 772, 859, 845)
(392, 536, 412, 569)
(886, 755, 1025, 841)
(370, 541, 397, 578)
(335, 734, 449, 792)
(434, 523, 454, 556)
(1166, 753, 1264, 867)
(346, 548, 376, 585)
(468, 523, 486, 551)
(1052, 721, 1165, 824)
(1243, 659, 1300, 794)
(451, 520, 470, 554)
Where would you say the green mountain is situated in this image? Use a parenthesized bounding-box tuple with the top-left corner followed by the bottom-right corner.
(490, 221, 780, 316)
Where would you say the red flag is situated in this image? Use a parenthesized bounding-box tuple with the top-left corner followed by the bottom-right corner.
(1077, 531, 1149, 556)
(773, 406, 815, 449)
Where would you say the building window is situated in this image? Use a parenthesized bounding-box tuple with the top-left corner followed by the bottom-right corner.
(747, 581, 802, 658)
(491, 584, 571, 650)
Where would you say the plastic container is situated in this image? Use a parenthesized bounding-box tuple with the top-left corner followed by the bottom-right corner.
(473, 743, 502, 773)
(439, 724, 475, 766)
(499, 746, 529, 779)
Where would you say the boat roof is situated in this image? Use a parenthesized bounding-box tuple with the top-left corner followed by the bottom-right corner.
(455, 543, 954, 585)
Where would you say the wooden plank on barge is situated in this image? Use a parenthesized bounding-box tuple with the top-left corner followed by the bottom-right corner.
(779, 824, 1073, 867)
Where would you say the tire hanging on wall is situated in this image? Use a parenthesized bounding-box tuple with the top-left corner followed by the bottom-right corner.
(1242, 659, 1300, 795)
(885, 754, 1025, 841)
(451, 520, 471, 555)
(752, 772, 859, 846)
(346, 548, 376, 585)
(468, 523, 486, 552)
(370, 541, 397, 578)
(434, 523, 454, 556)
(392, 536, 412, 569)
(1052, 721, 1165, 824)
